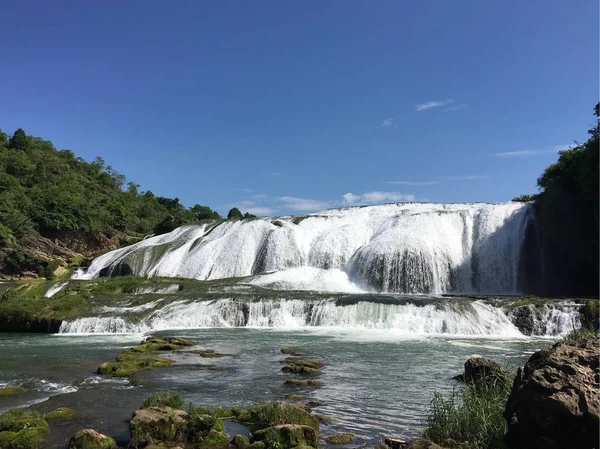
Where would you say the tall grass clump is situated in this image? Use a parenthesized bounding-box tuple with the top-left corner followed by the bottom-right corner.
(142, 391, 184, 409)
(563, 325, 597, 341)
(422, 381, 511, 449)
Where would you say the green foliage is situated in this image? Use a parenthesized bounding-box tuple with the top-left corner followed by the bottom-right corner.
(422, 382, 511, 449)
(512, 194, 536, 202)
(142, 391, 185, 410)
(563, 326, 597, 341)
(227, 207, 243, 220)
(532, 104, 599, 296)
(44, 408, 75, 421)
(243, 212, 257, 219)
(0, 128, 219, 273)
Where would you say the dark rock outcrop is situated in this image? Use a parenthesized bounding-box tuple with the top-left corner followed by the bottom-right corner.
(453, 357, 515, 387)
(504, 338, 600, 449)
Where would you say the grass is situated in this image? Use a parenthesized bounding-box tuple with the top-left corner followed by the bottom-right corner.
(422, 382, 511, 449)
(142, 391, 185, 409)
(563, 326, 598, 341)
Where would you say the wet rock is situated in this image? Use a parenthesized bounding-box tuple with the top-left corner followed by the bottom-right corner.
(252, 424, 318, 449)
(404, 440, 445, 449)
(129, 407, 188, 448)
(0, 385, 26, 397)
(284, 379, 320, 387)
(281, 348, 307, 357)
(383, 437, 406, 449)
(284, 394, 306, 401)
(282, 358, 325, 370)
(504, 338, 600, 449)
(281, 365, 321, 376)
(453, 357, 515, 387)
(325, 433, 355, 445)
(45, 407, 75, 421)
(238, 402, 319, 431)
(68, 429, 117, 449)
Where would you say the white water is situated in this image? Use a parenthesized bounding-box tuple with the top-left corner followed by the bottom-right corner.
(57, 297, 579, 338)
(73, 202, 532, 295)
(44, 281, 68, 298)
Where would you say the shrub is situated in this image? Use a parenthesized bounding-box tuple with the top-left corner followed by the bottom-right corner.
(422, 382, 511, 449)
(142, 391, 184, 409)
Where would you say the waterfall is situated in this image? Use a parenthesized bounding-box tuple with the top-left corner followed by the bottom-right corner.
(73, 202, 533, 295)
(44, 281, 68, 298)
(59, 297, 536, 337)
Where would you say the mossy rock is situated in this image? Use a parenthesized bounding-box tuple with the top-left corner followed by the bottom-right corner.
(232, 435, 251, 449)
(284, 395, 306, 401)
(281, 365, 321, 376)
(284, 379, 320, 387)
(305, 401, 324, 407)
(68, 429, 117, 449)
(324, 433, 355, 445)
(313, 414, 333, 423)
(0, 386, 26, 397)
(252, 424, 318, 449)
(8, 428, 48, 449)
(282, 359, 324, 370)
(0, 409, 49, 433)
(199, 429, 230, 449)
(129, 407, 188, 447)
(45, 407, 75, 421)
(238, 402, 319, 432)
(248, 443, 266, 449)
(0, 431, 17, 448)
(187, 413, 224, 441)
(97, 357, 173, 378)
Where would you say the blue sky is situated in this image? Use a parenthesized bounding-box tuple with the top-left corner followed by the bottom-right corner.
(0, 0, 597, 216)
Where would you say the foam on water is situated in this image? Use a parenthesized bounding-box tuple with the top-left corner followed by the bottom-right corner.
(44, 281, 68, 298)
(57, 296, 580, 338)
(73, 202, 533, 295)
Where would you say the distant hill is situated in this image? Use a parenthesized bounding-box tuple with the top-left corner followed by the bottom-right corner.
(0, 128, 221, 278)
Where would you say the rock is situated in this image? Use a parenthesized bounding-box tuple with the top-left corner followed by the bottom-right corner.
(325, 433, 355, 445)
(453, 357, 515, 387)
(284, 379, 320, 387)
(68, 429, 117, 449)
(199, 429, 230, 449)
(383, 437, 406, 449)
(281, 365, 321, 376)
(129, 407, 188, 448)
(238, 402, 319, 431)
(45, 407, 75, 421)
(404, 440, 445, 449)
(232, 435, 251, 449)
(504, 338, 600, 449)
(284, 394, 306, 401)
(0, 385, 26, 397)
(252, 424, 318, 449)
(281, 348, 307, 357)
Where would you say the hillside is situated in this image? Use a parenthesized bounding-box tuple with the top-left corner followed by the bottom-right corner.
(0, 128, 221, 278)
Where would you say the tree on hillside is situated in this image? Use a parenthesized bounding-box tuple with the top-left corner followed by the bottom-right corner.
(532, 103, 599, 296)
(8, 128, 29, 151)
(227, 207, 243, 220)
(191, 205, 221, 220)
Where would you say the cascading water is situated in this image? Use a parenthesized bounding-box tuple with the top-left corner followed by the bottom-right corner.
(58, 294, 583, 337)
(73, 202, 533, 295)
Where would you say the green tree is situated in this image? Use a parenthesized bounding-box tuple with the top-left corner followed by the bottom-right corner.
(190, 205, 221, 220)
(227, 207, 243, 220)
(8, 128, 29, 151)
(243, 212, 257, 219)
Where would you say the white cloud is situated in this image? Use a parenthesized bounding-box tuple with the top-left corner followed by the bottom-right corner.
(276, 191, 415, 212)
(386, 180, 440, 186)
(492, 149, 558, 158)
(415, 99, 454, 111)
(378, 117, 396, 128)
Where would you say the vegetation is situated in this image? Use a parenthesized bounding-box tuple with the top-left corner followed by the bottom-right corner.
(142, 391, 185, 410)
(516, 104, 599, 296)
(0, 409, 49, 449)
(0, 127, 223, 276)
(0, 385, 26, 397)
(45, 408, 75, 421)
(422, 381, 511, 449)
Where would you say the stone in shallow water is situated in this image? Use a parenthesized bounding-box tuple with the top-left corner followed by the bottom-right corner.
(68, 429, 117, 449)
(252, 424, 318, 449)
(129, 407, 188, 448)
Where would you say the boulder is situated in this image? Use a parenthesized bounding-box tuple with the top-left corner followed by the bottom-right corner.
(68, 429, 117, 449)
(453, 357, 515, 387)
(325, 433, 355, 445)
(238, 402, 319, 431)
(252, 424, 318, 449)
(504, 338, 600, 449)
(129, 407, 188, 448)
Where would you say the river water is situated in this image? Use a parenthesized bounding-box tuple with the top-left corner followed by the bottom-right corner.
(0, 328, 547, 448)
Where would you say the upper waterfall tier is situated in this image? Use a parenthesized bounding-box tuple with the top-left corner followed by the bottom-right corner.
(74, 202, 533, 294)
